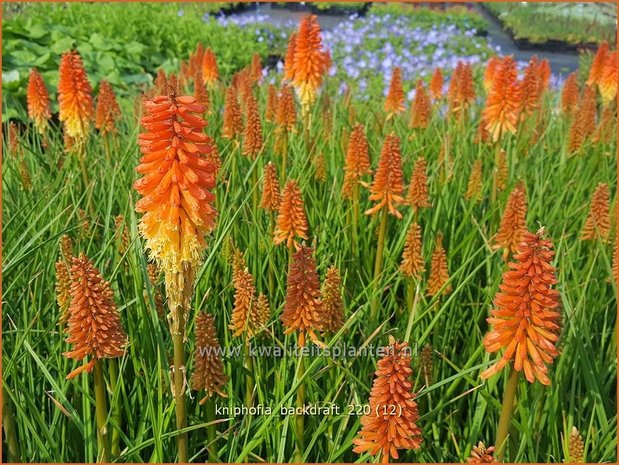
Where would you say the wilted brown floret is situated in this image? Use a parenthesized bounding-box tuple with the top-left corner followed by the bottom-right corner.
(321, 266, 344, 333)
(384, 67, 405, 116)
(468, 442, 496, 463)
(420, 343, 433, 386)
(400, 222, 425, 279)
(342, 124, 371, 199)
(568, 426, 585, 463)
(409, 80, 432, 129)
(353, 336, 422, 462)
(314, 152, 327, 183)
(561, 72, 579, 116)
(229, 265, 257, 337)
(265, 84, 279, 123)
(495, 182, 528, 258)
(95, 80, 121, 135)
(273, 180, 309, 249)
(63, 254, 126, 379)
(281, 245, 323, 347)
(581, 182, 611, 242)
(222, 85, 243, 140)
(56, 261, 71, 324)
(465, 159, 483, 201)
(365, 134, 405, 218)
(495, 149, 508, 192)
(114, 214, 129, 256)
(406, 157, 431, 212)
(260, 162, 281, 211)
(481, 228, 561, 385)
(427, 233, 451, 297)
(242, 94, 263, 159)
(429, 67, 443, 101)
(191, 312, 228, 402)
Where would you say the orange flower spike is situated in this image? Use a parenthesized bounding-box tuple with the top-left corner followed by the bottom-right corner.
(567, 117, 586, 154)
(353, 336, 423, 462)
(134, 94, 217, 318)
(222, 85, 243, 140)
(481, 228, 561, 385)
(321, 265, 344, 333)
(599, 50, 618, 105)
(519, 56, 541, 119)
(342, 124, 371, 199)
(95, 80, 121, 136)
(265, 84, 279, 123)
(587, 41, 609, 87)
(581, 182, 611, 242)
(292, 15, 326, 111)
(189, 43, 204, 76)
(57, 50, 94, 144)
(561, 72, 579, 116)
(577, 85, 598, 139)
(260, 161, 281, 211)
(406, 156, 431, 212)
(273, 179, 309, 248)
(242, 94, 263, 159)
(465, 159, 483, 201)
(281, 245, 323, 347)
(593, 106, 616, 144)
(495, 182, 528, 258)
(483, 56, 501, 92)
(250, 53, 262, 84)
(27, 68, 52, 136)
(410, 80, 432, 129)
(190, 312, 228, 403)
(447, 62, 463, 113)
(230, 265, 257, 337)
(537, 59, 551, 92)
(284, 32, 298, 81)
(496, 149, 508, 192)
(427, 233, 452, 297)
(365, 134, 405, 219)
(63, 254, 127, 379)
(276, 85, 297, 133)
(56, 260, 72, 324)
(384, 66, 405, 116)
(612, 238, 619, 285)
(400, 222, 425, 280)
(202, 48, 219, 86)
(483, 56, 520, 142)
(193, 70, 209, 111)
(429, 67, 444, 101)
(468, 442, 496, 463)
(459, 63, 476, 107)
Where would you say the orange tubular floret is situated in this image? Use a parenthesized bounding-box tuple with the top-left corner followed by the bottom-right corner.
(242, 94, 263, 159)
(400, 222, 425, 279)
(495, 182, 528, 257)
(384, 66, 405, 116)
(342, 124, 371, 199)
(134, 93, 217, 279)
(273, 179, 309, 248)
(483, 56, 520, 142)
(406, 156, 431, 212)
(95, 80, 121, 135)
(409, 80, 432, 129)
(58, 50, 94, 143)
(561, 72, 579, 116)
(599, 50, 618, 105)
(481, 228, 561, 385)
(353, 336, 422, 462)
(260, 161, 281, 211)
(222, 85, 243, 140)
(292, 15, 326, 110)
(202, 48, 219, 86)
(365, 134, 405, 219)
(587, 41, 609, 87)
(27, 68, 52, 136)
(581, 182, 611, 242)
(284, 32, 298, 82)
(429, 67, 444, 101)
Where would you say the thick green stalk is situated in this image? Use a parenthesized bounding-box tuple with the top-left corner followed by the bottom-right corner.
(2, 386, 20, 462)
(495, 368, 520, 462)
(294, 356, 306, 462)
(370, 208, 389, 320)
(245, 338, 254, 407)
(108, 358, 121, 457)
(171, 309, 188, 463)
(93, 360, 110, 463)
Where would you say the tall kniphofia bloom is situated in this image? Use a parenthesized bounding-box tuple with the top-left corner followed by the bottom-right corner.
(494, 182, 528, 258)
(427, 233, 452, 297)
(384, 66, 405, 117)
(260, 161, 282, 212)
(586, 41, 609, 87)
(581, 182, 611, 242)
(273, 180, 309, 249)
(353, 336, 422, 463)
(95, 80, 121, 136)
(409, 80, 432, 129)
(481, 228, 561, 385)
(429, 67, 444, 101)
(365, 134, 405, 219)
(26, 68, 51, 137)
(191, 312, 228, 403)
(222, 85, 243, 140)
(342, 124, 371, 199)
(58, 50, 94, 146)
(400, 222, 425, 280)
(320, 266, 344, 333)
(406, 157, 431, 212)
(291, 15, 327, 113)
(561, 72, 579, 116)
(202, 48, 219, 86)
(483, 56, 520, 142)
